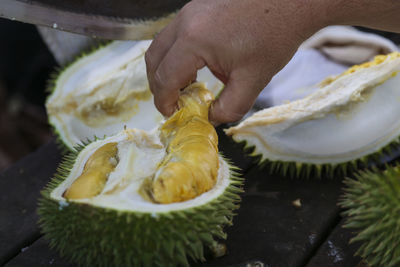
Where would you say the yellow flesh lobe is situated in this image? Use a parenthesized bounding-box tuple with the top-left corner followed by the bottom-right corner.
(64, 142, 118, 199)
(152, 83, 219, 204)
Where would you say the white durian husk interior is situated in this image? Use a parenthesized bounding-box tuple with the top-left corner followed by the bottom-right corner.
(51, 129, 231, 213)
(46, 40, 223, 150)
(226, 53, 400, 164)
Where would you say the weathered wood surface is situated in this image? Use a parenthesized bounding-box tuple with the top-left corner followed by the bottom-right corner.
(1, 129, 360, 266)
(0, 140, 62, 266)
(306, 219, 363, 267)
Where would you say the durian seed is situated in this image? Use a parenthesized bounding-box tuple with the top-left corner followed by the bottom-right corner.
(63, 142, 118, 199)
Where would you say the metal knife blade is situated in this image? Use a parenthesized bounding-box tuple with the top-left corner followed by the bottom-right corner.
(0, 0, 188, 40)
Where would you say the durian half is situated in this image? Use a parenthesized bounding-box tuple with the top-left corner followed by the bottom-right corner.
(39, 83, 242, 266)
(46, 40, 223, 151)
(226, 53, 400, 177)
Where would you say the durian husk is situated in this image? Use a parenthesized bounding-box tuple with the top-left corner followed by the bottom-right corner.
(45, 41, 112, 155)
(39, 83, 242, 266)
(38, 144, 242, 266)
(226, 52, 400, 178)
(340, 166, 400, 266)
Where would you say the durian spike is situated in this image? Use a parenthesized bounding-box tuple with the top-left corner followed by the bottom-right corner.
(151, 83, 219, 204)
(63, 142, 118, 199)
(340, 166, 400, 266)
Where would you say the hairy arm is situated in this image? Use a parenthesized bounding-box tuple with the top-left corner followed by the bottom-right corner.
(145, 0, 400, 124)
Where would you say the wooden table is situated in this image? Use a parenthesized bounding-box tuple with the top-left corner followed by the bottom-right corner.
(0, 127, 363, 266)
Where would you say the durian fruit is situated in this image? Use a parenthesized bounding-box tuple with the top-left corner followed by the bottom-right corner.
(226, 52, 400, 177)
(340, 166, 400, 266)
(46, 40, 223, 151)
(38, 83, 242, 266)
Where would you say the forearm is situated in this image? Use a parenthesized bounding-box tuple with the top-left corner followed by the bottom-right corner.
(316, 0, 400, 32)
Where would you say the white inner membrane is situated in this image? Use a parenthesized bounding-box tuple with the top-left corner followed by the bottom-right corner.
(46, 40, 223, 150)
(51, 129, 231, 212)
(229, 55, 400, 164)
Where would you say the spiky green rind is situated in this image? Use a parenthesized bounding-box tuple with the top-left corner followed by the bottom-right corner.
(45, 41, 111, 153)
(233, 134, 400, 178)
(37, 150, 243, 267)
(340, 166, 400, 266)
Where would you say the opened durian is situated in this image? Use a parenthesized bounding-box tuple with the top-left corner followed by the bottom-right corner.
(46, 40, 223, 151)
(226, 52, 400, 177)
(39, 83, 242, 266)
(340, 166, 400, 266)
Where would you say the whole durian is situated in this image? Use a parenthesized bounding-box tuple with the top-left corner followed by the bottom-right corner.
(46, 40, 223, 151)
(340, 166, 400, 266)
(38, 83, 242, 266)
(226, 52, 400, 177)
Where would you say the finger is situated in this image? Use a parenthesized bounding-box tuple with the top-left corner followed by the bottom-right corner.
(145, 19, 179, 89)
(209, 70, 266, 124)
(152, 40, 205, 116)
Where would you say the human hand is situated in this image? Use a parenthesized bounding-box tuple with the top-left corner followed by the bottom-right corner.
(145, 0, 326, 124)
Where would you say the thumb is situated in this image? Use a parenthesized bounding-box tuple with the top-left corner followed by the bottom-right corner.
(209, 71, 266, 125)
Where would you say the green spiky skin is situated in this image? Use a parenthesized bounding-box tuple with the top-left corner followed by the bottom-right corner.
(234, 134, 400, 178)
(340, 166, 400, 266)
(38, 146, 243, 267)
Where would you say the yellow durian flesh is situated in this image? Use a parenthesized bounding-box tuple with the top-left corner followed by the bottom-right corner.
(63, 142, 118, 199)
(151, 84, 218, 203)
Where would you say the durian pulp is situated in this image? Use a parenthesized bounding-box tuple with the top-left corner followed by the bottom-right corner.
(51, 129, 230, 212)
(63, 142, 118, 199)
(52, 84, 227, 210)
(46, 40, 223, 150)
(150, 85, 219, 203)
(226, 53, 400, 164)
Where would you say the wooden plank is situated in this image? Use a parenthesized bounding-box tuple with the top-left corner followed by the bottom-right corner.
(306, 218, 363, 267)
(4, 237, 74, 267)
(200, 168, 344, 266)
(0, 140, 62, 265)
(6, 165, 345, 266)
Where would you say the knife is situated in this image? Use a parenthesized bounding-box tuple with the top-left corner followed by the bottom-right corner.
(0, 0, 189, 40)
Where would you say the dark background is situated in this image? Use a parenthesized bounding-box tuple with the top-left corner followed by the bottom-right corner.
(0, 18, 399, 171)
(0, 18, 56, 170)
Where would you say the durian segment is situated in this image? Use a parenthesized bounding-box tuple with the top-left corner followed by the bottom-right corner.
(63, 142, 118, 199)
(226, 52, 400, 175)
(340, 166, 400, 266)
(151, 83, 219, 203)
(46, 40, 223, 151)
